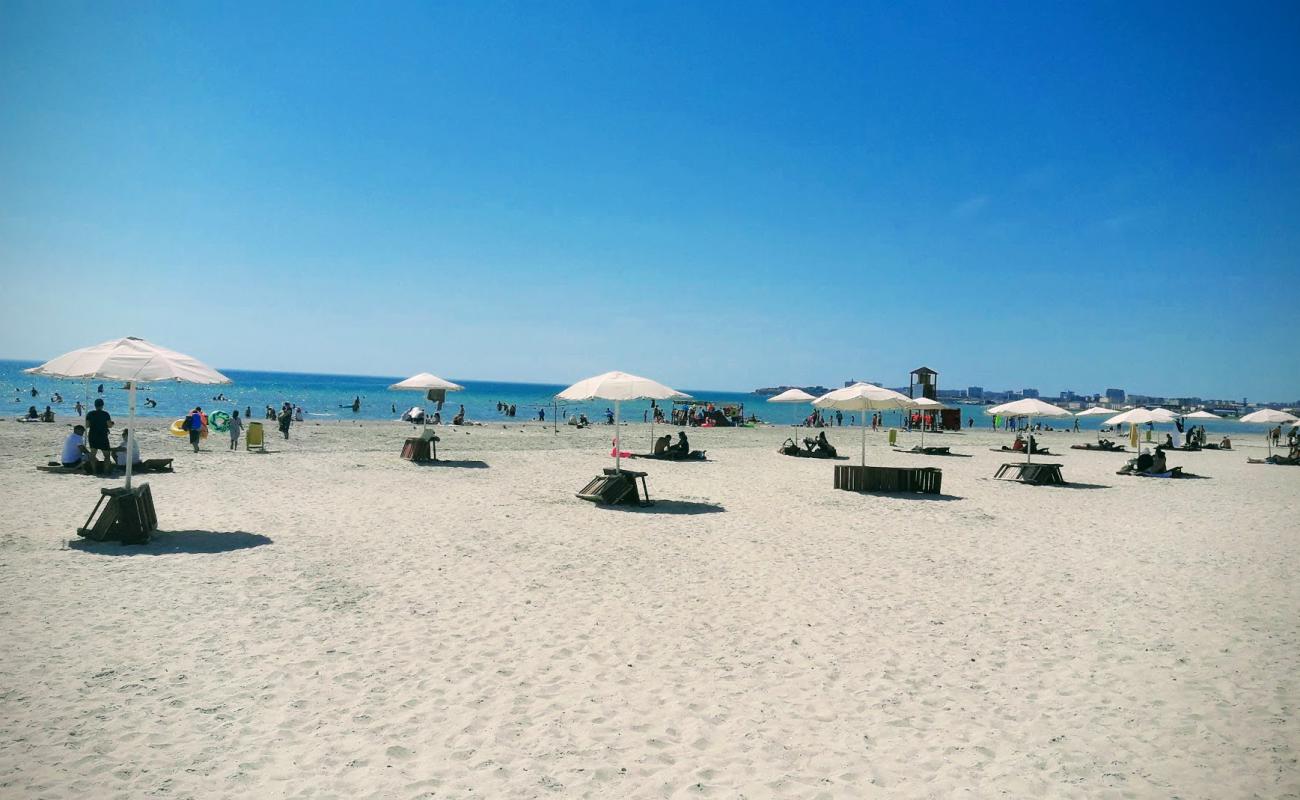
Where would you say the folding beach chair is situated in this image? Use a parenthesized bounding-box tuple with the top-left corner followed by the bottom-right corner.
(246, 421, 266, 453)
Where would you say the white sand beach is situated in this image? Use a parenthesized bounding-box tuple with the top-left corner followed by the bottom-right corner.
(1, 419, 1296, 798)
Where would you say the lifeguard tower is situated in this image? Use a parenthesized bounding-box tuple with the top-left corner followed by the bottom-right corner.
(909, 366, 961, 430)
(909, 367, 938, 401)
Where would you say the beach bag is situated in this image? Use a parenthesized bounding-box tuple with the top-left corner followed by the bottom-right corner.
(179, 415, 192, 431)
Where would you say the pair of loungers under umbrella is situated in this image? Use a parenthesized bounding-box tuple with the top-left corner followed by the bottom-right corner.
(26, 336, 231, 543)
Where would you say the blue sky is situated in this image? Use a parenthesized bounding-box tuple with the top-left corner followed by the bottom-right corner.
(2, 1, 1297, 400)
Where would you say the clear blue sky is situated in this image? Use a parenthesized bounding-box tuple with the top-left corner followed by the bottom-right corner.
(2, 1, 1297, 401)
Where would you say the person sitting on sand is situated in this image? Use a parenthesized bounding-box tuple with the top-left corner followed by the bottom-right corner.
(60, 425, 88, 468)
(452, 404, 466, 426)
(1011, 434, 1026, 451)
(668, 431, 690, 456)
(25, 405, 38, 419)
(653, 434, 672, 455)
(1147, 446, 1168, 474)
(1130, 448, 1154, 473)
(1220, 436, 1232, 450)
(41, 405, 54, 422)
(112, 428, 142, 467)
(813, 430, 837, 457)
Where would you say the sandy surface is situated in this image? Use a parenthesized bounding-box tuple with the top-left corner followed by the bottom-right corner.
(1, 417, 1296, 799)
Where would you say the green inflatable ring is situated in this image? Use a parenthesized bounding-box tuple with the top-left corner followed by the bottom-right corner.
(209, 410, 231, 433)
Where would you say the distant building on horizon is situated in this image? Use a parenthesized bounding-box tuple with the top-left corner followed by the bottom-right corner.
(1021, 388, 1040, 398)
(1105, 388, 1126, 404)
(967, 386, 984, 399)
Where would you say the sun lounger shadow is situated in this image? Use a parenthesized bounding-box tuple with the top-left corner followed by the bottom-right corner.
(1042, 481, 1111, 490)
(68, 529, 272, 555)
(414, 459, 489, 469)
(597, 499, 725, 515)
(867, 491, 964, 501)
(893, 449, 972, 458)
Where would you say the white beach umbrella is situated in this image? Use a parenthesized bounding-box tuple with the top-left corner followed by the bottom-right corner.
(1237, 409, 1298, 425)
(908, 396, 947, 449)
(767, 388, 815, 439)
(1183, 410, 1221, 420)
(1075, 406, 1115, 417)
(1104, 407, 1178, 426)
(557, 371, 691, 470)
(985, 398, 1072, 464)
(25, 336, 231, 490)
(388, 372, 464, 434)
(813, 383, 915, 466)
(1238, 409, 1300, 455)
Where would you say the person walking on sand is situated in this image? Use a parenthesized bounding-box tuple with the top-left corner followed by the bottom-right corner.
(184, 406, 205, 453)
(228, 409, 243, 450)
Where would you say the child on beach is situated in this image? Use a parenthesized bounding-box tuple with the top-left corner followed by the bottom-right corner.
(228, 409, 243, 450)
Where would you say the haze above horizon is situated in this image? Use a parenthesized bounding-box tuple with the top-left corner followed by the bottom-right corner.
(2, 2, 1297, 400)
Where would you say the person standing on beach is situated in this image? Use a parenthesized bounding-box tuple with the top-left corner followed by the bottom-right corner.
(278, 403, 292, 439)
(84, 398, 113, 472)
(228, 409, 243, 450)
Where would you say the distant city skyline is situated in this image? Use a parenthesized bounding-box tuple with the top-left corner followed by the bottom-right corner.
(2, 3, 1296, 399)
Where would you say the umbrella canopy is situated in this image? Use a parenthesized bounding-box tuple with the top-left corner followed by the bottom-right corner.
(388, 372, 464, 392)
(557, 371, 689, 403)
(26, 336, 229, 490)
(1238, 409, 1299, 425)
(557, 371, 690, 470)
(813, 383, 915, 466)
(985, 398, 1071, 464)
(1075, 406, 1116, 417)
(25, 336, 231, 385)
(1104, 407, 1178, 426)
(767, 388, 815, 436)
(767, 388, 815, 404)
(986, 398, 1071, 418)
(1183, 410, 1221, 420)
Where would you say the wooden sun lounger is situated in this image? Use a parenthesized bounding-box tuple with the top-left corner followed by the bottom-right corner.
(77, 484, 158, 544)
(833, 465, 942, 494)
(576, 468, 651, 506)
(994, 462, 1065, 485)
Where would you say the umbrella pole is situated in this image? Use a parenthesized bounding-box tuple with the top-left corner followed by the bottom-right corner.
(861, 408, 866, 467)
(124, 381, 136, 491)
(1027, 415, 1033, 464)
(614, 400, 621, 471)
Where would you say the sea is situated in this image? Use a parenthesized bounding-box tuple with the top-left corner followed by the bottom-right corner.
(0, 359, 1277, 438)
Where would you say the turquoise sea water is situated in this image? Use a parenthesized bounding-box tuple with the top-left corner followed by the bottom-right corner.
(1, 359, 1280, 438)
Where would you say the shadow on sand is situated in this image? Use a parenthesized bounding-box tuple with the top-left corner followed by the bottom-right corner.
(599, 500, 726, 515)
(68, 530, 273, 555)
(414, 459, 490, 469)
(845, 491, 964, 501)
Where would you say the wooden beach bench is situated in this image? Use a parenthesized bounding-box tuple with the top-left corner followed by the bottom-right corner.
(401, 434, 438, 463)
(833, 465, 943, 495)
(577, 468, 651, 506)
(994, 462, 1065, 486)
(77, 484, 158, 544)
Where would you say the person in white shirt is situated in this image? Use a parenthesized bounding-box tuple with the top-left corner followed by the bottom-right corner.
(60, 425, 87, 467)
(228, 409, 244, 450)
(113, 428, 142, 466)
